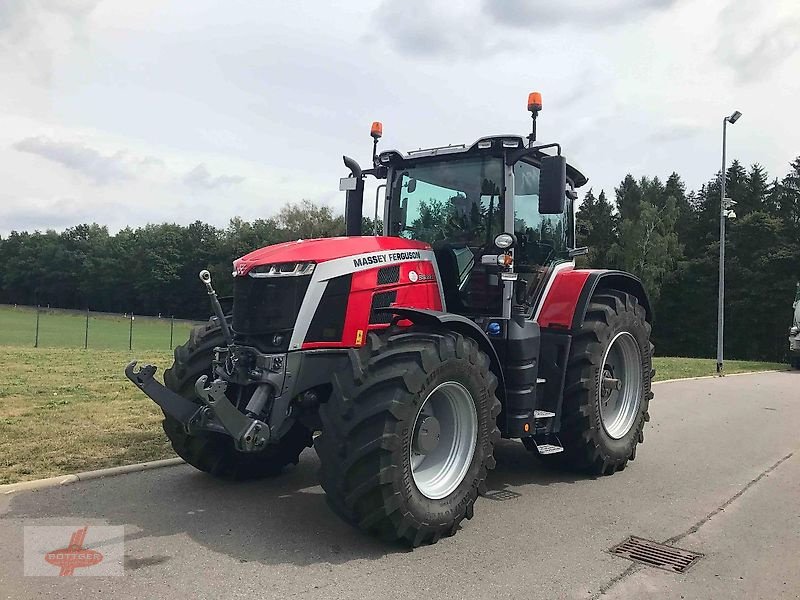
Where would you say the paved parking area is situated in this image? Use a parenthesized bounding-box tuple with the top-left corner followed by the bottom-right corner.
(1, 371, 798, 599)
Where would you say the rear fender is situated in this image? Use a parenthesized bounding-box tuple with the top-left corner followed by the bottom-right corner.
(537, 269, 652, 331)
(571, 271, 653, 330)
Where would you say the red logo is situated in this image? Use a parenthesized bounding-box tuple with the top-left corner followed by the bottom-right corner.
(44, 526, 104, 576)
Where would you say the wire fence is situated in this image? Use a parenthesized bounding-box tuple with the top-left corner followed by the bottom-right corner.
(0, 304, 203, 351)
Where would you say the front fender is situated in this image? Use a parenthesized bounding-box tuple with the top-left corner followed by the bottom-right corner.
(374, 307, 506, 401)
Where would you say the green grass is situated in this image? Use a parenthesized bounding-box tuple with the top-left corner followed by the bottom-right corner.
(0, 347, 175, 484)
(0, 347, 787, 485)
(653, 357, 785, 381)
(0, 305, 196, 351)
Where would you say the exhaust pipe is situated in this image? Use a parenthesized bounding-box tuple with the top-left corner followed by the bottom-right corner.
(343, 155, 364, 236)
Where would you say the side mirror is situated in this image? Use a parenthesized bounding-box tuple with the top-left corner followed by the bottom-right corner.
(407, 178, 417, 193)
(539, 155, 567, 214)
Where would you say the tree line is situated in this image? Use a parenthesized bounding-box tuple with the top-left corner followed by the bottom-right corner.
(576, 157, 800, 362)
(1, 157, 798, 361)
(0, 201, 372, 321)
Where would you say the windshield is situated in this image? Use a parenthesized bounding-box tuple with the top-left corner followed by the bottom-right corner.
(388, 156, 505, 315)
(389, 156, 504, 245)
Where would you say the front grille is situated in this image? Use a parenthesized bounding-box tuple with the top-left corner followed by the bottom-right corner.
(232, 275, 311, 336)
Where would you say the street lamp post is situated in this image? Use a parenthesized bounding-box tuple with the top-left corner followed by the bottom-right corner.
(717, 110, 742, 376)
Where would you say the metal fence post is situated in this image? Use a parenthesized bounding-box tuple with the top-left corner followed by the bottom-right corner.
(34, 305, 40, 348)
(129, 312, 134, 350)
(170, 315, 174, 349)
(84, 307, 90, 349)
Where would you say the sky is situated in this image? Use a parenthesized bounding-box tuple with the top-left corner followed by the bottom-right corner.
(1, 0, 799, 236)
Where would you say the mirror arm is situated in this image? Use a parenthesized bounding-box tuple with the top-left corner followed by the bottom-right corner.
(361, 167, 388, 180)
(568, 246, 589, 258)
(506, 143, 562, 165)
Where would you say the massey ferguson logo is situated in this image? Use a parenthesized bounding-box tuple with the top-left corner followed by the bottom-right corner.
(352, 251, 421, 268)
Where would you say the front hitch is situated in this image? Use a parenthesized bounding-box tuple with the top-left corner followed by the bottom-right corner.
(125, 361, 208, 430)
(125, 361, 270, 452)
(194, 375, 270, 451)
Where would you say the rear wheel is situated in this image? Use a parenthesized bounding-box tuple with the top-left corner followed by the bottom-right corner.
(315, 330, 501, 546)
(791, 356, 800, 370)
(540, 290, 653, 474)
(162, 320, 312, 480)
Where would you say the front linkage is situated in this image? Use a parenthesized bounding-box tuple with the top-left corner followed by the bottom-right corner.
(125, 270, 287, 452)
(126, 362, 269, 451)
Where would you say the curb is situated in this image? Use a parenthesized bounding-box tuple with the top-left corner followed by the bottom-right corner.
(653, 369, 783, 385)
(1, 458, 185, 496)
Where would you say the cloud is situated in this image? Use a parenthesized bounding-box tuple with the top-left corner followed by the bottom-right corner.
(0, 195, 102, 232)
(139, 156, 165, 169)
(481, 0, 678, 29)
(182, 163, 244, 190)
(13, 136, 133, 184)
(0, 0, 100, 85)
(646, 121, 704, 144)
(715, 2, 800, 82)
(372, 0, 513, 58)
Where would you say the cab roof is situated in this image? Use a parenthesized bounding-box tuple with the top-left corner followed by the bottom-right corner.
(377, 134, 588, 188)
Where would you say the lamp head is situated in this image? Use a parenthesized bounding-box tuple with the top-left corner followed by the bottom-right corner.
(527, 91, 543, 113)
(727, 110, 742, 124)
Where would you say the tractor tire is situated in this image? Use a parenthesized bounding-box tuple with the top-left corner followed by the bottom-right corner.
(538, 289, 653, 475)
(162, 320, 312, 480)
(315, 330, 501, 546)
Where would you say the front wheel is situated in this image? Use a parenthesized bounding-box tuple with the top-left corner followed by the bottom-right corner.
(541, 289, 653, 475)
(315, 330, 501, 546)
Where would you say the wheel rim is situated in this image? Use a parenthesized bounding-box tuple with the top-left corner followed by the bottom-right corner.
(599, 331, 643, 439)
(410, 381, 478, 500)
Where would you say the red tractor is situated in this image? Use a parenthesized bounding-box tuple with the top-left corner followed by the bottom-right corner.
(127, 92, 653, 546)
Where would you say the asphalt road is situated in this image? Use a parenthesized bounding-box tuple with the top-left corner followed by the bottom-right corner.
(1, 371, 798, 599)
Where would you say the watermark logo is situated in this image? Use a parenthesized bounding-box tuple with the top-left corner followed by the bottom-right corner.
(24, 525, 124, 576)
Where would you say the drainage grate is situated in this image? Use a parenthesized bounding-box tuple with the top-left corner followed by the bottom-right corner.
(610, 536, 703, 573)
(482, 490, 521, 502)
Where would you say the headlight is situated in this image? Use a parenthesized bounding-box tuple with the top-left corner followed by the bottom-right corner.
(249, 262, 315, 277)
(494, 233, 515, 249)
(791, 326, 799, 335)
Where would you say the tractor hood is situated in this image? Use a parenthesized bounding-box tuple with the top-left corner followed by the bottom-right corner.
(233, 236, 431, 277)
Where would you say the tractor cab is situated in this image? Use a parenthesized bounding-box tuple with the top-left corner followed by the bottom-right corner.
(340, 92, 588, 324)
(377, 136, 588, 320)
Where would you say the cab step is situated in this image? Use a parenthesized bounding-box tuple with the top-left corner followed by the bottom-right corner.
(533, 410, 555, 419)
(534, 443, 564, 455)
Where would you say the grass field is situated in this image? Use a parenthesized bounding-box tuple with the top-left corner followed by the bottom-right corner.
(0, 347, 174, 484)
(654, 357, 785, 381)
(0, 344, 787, 485)
(0, 304, 196, 350)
